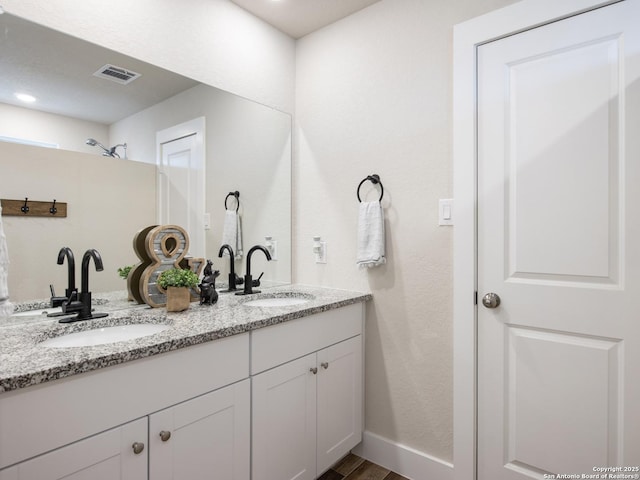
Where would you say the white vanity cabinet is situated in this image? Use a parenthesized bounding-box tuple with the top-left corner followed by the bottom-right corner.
(0, 380, 250, 480)
(0, 334, 250, 480)
(149, 379, 250, 480)
(0, 417, 148, 480)
(251, 303, 364, 480)
(0, 299, 366, 480)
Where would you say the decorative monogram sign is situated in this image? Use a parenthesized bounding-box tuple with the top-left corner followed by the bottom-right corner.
(128, 225, 204, 308)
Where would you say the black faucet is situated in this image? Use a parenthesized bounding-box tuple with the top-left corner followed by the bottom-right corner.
(218, 244, 238, 292)
(59, 249, 108, 323)
(237, 245, 272, 295)
(51, 247, 77, 307)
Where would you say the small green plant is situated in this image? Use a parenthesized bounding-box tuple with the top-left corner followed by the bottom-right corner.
(157, 268, 199, 289)
(117, 265, 134, 280)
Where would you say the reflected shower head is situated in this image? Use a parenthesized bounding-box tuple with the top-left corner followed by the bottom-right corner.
(85, 137, 126, 158)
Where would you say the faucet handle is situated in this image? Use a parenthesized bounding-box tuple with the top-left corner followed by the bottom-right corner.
(251, 272, 264, 287)
(50, 285, 67, 308)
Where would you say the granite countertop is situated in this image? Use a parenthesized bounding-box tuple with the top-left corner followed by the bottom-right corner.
(0, 285, 371, 394)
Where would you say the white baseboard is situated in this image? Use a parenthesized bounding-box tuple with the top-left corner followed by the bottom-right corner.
(352, 430, 454, 480)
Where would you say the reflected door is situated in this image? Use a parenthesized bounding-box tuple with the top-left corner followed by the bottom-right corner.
(477, 1, 640, 478)
(157, 118, 205, 258)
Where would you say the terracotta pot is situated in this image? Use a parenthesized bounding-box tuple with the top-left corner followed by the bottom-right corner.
(166, 286, 191, 312)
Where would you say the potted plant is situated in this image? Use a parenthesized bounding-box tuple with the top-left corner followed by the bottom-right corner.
(157, 268, 199, 312)
(117, 265, 133, 280)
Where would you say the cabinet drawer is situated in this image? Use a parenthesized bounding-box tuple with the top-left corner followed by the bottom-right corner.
(251, 303, 363, 375)
(0, 333, 249, 469)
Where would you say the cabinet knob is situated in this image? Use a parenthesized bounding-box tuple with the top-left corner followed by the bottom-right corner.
(321, 362, 329, 370)
(132, 442, 145, 455)
(310, 367, 318, 374)
(159, 430, 172, 442)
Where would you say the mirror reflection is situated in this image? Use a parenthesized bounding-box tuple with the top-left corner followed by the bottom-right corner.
(0, 13, 292, 303)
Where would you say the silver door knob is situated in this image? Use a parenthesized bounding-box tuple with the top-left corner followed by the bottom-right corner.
(159, 430, 171, 442)
(482, 293, 501, 309)
(310, 367, 318, 374)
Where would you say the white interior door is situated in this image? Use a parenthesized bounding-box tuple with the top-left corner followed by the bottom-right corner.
(157, 118, 205, 259)
(477, 1, 640, 478)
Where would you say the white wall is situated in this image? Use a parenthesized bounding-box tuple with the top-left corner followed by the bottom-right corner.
(0, 103, 108, 154)
(1, 0, 296, 114)
(295, 0, 518, 463)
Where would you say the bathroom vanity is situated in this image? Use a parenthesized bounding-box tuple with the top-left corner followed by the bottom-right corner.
(0, 285, 370, 480)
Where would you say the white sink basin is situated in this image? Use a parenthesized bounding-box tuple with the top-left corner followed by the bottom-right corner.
(243, 296, 312, 307)
(40, 324, 171, 348)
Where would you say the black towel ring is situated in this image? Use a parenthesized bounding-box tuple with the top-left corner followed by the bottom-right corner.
(357, 174, 384, 202)
(224, 191, 240, 212)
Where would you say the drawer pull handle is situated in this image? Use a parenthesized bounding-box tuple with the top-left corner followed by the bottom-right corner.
(310, 367, 318, 374)
(159, 430, 172, 442)
(321, 362, 329, 370)
(132, 442, 145, 455)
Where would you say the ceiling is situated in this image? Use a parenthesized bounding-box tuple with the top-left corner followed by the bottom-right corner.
(0, 1, 381, 125)
(0, 14, 199, 125)
(230, 0, 382, 38)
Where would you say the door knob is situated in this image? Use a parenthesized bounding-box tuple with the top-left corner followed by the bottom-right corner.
(159, 430, 171, 442)
(482, 292, 501, 309)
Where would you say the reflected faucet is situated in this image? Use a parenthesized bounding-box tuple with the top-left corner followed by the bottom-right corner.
(237, 245, 272, 296)
(59, 249, 108, 322)
(218, 244, 238, 292)
(52, 247, 76, 307)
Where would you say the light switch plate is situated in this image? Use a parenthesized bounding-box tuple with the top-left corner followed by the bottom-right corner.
(439, 199, 453, 226)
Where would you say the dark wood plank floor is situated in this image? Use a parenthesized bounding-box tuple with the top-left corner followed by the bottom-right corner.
(318, 453, 410, 480)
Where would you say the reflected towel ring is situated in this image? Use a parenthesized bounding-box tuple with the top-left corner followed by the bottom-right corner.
(224, 191, 240, 212)
(357, 174, 384, 202)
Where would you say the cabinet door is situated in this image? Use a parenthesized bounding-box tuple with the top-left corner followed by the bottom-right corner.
(149, 379, 250, 480)
(0, 418, 147, 480)
(252, 353, 317, 480)
(316, 336, 363, 474)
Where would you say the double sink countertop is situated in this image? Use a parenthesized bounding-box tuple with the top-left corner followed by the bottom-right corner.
(0, 285, 371, 394)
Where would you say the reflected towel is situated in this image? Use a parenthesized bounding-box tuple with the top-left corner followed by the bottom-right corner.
(0, 205, 12, 318)
(221, 210, 243, 260)
(356, 201, 386, 268)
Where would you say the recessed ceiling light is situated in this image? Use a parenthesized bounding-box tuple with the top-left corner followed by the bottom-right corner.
(15, 93, 36, 103)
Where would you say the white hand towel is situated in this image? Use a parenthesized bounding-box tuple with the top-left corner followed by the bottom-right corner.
(220, 210, 243, 260)
(356, 201, 386, 268)
(0, 205, 13, 318)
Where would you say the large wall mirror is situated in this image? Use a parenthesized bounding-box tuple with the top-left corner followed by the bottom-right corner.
(0, 13, 291, 302)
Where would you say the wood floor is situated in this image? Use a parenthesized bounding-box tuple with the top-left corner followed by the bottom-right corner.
(318, 453, 409, 480)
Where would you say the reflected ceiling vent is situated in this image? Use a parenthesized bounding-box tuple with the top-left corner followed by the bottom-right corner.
(93, 64, 142, 85)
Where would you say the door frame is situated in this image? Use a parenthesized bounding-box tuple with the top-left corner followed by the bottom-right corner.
(451, 1, 620, 479)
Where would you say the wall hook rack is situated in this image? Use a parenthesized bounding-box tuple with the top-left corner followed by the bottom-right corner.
(356, 174, 384, 202)
(1, 198, 68, 217)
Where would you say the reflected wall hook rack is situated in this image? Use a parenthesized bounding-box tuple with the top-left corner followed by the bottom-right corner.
(356, 174, 384, 202)
(1, 198, 68, 217)
(224, 191, 240, 212)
